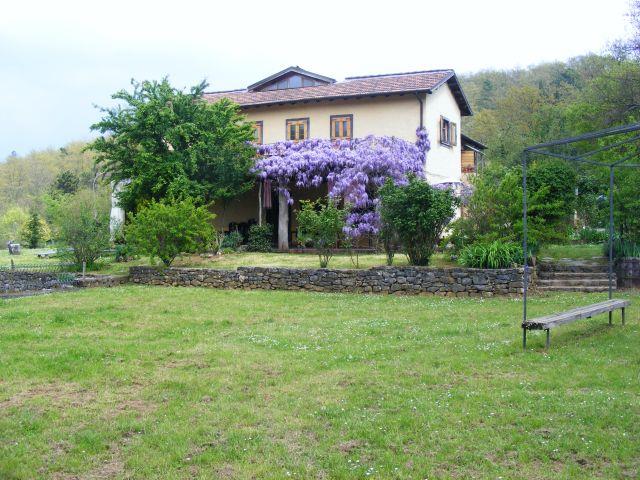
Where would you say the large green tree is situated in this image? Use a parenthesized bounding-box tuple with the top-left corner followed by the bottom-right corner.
(90, 78, 256, 215)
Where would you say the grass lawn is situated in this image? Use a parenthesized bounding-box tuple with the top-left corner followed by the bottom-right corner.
(0, 287, 638, 479)
(538, 244, 605, 261)
(0, 248, 454, 275)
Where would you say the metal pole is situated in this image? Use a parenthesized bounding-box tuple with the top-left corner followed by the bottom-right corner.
(522, 151, 529, 328)
(608, 166, 614, 301)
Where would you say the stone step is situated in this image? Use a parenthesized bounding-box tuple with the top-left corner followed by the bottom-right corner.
(537, 271, 613, 279)
(537, 264, 610, 274)
(537, 285, 615, 292)
(537, 278, 613, 287)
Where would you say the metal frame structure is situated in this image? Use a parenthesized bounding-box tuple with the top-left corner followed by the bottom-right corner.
(522, 123, 640, 341)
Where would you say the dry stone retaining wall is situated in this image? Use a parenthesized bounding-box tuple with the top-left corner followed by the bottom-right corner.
(617, 258, 640, 288)
(129, 266, 524, 296)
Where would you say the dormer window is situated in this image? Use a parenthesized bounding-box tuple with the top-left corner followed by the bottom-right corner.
(263, 74, 327, 91)
(247, 66, 336, 92)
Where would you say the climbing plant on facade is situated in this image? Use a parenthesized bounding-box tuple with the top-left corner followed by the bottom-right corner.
(254, 129, 430, 239)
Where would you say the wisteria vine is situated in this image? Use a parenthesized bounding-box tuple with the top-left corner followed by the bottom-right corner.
(254, 128, 430, 238)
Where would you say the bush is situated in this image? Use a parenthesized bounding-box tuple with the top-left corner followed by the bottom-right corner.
(56, 190, 111, 268)
(247, 224, 273, 252)
(126, 198, 214, 267)
(379, 176, 457, 266)
(297, 199, 346, 268)
(458, 241, 524, 269)
(221, 230, 243, 251)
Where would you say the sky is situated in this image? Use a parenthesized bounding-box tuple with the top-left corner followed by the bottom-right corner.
(0, 0, 633, 158)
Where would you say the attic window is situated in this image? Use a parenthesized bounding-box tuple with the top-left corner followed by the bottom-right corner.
(263, 74, 325, 91)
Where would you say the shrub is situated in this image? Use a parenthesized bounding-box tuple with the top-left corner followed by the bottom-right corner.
(56, 189, 111, 268)
(297, 199, 346, 268)
(458, 241, 524, 269)
(221, 230, 243, 251)
(126, 198, 214, 267)
(247, 224, 273, 252)
(379, 176, 457, 266)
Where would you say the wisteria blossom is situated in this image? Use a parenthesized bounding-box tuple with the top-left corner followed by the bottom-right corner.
(253, 128, 430, 238)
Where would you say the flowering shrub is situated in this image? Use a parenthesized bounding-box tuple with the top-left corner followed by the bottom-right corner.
(254, 129, 429, 238)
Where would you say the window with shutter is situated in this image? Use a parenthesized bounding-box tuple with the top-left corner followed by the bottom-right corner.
(439, 116, 457, 147)
(330, 115, 353, 140)
(252, 121, 263, 144)
(286, 118, 310, 141)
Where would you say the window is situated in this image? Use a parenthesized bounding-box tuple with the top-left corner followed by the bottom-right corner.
(330, 115, 353, 140)
(263, 75, 325, 91)
(252, 121, 263, 144)
(440, 116, 458, 147)
(286, 118, 309, 141)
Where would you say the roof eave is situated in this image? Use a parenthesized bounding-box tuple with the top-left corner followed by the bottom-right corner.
(232, 89, 434, 109)
(428, 72, 473, 116)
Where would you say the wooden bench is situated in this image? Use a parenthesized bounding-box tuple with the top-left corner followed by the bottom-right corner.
(522, 299, 630, 349)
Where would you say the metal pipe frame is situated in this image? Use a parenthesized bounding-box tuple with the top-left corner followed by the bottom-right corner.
(521, 122, 640, 350)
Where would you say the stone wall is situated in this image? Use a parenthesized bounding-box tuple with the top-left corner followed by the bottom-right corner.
(129, 266, 524, 296)
(0, 271, 73, 294)
(617, 258, 640, 288)
(0, 271, 127, 294)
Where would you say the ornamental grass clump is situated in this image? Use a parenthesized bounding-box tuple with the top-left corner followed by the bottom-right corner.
(458, 240, 524, 269)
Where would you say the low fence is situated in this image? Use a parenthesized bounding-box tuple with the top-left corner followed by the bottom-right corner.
(129, 266, 524, 296)
(0, 262, 75, 273)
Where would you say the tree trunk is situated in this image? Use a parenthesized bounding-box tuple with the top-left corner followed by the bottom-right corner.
(278, 191, 289, 251)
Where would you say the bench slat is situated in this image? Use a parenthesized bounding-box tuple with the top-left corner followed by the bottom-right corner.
(523, 299, 630, 330)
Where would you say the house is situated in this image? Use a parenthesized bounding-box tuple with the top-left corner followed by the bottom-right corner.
(110, 66, 482, 248)
(203, 66, 478, 248)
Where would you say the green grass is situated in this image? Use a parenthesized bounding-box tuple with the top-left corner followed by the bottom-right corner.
(1, 248, 455, 275)
(0, 286, 638, 479)
(538, 244, 605, 261)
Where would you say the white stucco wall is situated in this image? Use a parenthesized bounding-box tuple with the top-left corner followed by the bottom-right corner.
(244, 95, 421, 144)
(422, 85, 462, 184)
(243, 87, 462, 185)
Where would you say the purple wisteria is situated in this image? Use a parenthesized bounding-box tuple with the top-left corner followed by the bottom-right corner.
(254, 128, 430, 237)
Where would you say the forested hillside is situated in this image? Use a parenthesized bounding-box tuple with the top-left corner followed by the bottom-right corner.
(0, 142, 98, 214)
(460, 54, 640, 165)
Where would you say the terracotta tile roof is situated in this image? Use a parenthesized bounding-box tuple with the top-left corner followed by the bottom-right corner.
(204, 69, 464, 110)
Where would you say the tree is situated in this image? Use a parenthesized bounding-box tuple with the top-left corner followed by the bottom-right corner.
(52, 170, 80, 195)
(22, 212, 45, 248)
(0, 207, 29, 244)
(56, 189, 111, 268)
(296, 199, 346, 268)
(446, 161, 577, 253)
(379, 176, 457, 266)
(126, 198, 214, 267)
(90, 78, 257, 216)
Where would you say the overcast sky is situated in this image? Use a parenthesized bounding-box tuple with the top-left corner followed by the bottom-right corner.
(0, 0, 632, 158)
